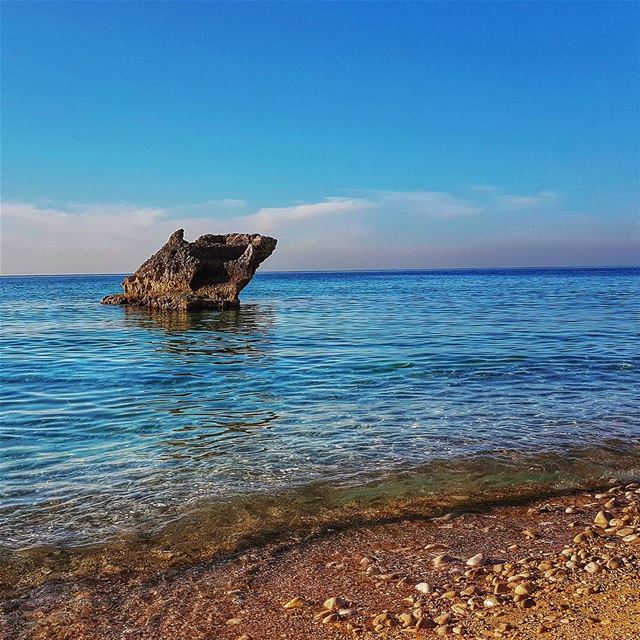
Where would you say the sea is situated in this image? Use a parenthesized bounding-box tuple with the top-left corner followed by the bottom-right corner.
(1, 268, 639, 563)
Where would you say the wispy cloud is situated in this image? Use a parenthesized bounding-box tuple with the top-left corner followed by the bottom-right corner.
(233, 191, 481, 235)
(1, 187, 636, 274)
(246, 197, 372, 233)
(372, 190, 482, 219)
(496, 191, 560, 211)
(1, 201, 172, 274)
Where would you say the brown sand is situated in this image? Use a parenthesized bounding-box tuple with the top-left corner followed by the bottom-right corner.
(1, 482, 639, 640)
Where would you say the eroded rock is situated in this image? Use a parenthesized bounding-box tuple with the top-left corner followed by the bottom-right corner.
(101, 229, 277, 311)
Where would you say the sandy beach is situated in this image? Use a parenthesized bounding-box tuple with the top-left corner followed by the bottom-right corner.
(3, 480, 639, 640)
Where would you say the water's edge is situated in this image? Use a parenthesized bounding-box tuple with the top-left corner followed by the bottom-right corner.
(2, 438, 638, 598)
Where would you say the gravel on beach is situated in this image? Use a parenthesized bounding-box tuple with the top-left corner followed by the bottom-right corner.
(2, 482, 639, 640)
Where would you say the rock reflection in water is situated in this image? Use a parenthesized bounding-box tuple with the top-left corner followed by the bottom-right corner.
(120, 303, 280, 462)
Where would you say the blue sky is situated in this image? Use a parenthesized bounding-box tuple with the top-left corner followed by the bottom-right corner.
(1, 1, 638, 273)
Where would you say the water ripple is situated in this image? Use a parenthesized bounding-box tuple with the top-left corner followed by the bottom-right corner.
(0, 268, 639, 548)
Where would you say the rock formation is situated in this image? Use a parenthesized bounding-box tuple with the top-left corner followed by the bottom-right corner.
(102, 229, 277, 311)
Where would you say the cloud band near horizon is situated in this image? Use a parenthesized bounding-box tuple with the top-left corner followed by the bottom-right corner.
(1, 187, 638, 274)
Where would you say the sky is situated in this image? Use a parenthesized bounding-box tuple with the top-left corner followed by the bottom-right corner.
(1, 1, 639, 274)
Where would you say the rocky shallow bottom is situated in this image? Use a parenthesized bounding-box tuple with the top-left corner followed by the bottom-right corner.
(2, 482, 639, 640)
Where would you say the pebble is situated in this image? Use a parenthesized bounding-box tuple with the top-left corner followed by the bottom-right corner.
(573, 530, 595, 544)
(484, 596, 499, 608)
(234, 483, 640, 639)
(594, 511, 612, 527)
(466, 553, 485, 567)
(514, 582, 535, 596)
(283, 596, 304, 609)
(398, 612, 415, 628)
(322, 596, 348, 611)
(518, 597, 536, 609)
(415, 582, 432, 594)
(434, 613, 451, 625)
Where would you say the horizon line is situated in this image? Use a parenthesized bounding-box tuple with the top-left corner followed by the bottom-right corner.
(1, 264, 639, 278)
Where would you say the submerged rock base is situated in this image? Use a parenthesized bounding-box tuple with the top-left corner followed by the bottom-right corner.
(102, 229, 277, 311)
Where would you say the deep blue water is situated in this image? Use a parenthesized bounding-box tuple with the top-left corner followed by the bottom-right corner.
(1, 268, 639, 549)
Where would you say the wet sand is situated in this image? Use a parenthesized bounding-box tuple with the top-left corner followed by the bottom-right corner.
(2, 480, 639, 640)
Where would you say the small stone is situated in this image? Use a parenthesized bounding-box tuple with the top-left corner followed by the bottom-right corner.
(584, 562, 601, 574)
(283, 596, 305, 609)
(606, 557, 622, 570)
(377, 572, 399, 581)
(322, 597, 348, 611)
(226, 618, 242, 625)
(594, 511, 612, 528)
(313, 610, 332, 621)
(398, 612, 415, 628)
(518, 598, 536, 609)
(372, 612, 394, 629)
(322, 613, 339, 624)
(415, 582, 432, 594)
(514, 582, 535, 596)
(573, 530, 595, 544)
(466, 553, 485, 567)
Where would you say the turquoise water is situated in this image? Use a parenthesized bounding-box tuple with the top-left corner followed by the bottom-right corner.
(1, 268, 639, 550)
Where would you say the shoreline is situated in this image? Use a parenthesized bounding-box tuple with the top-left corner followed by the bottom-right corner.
(2, 481, 639, 639)
(4, 440, 640, 577)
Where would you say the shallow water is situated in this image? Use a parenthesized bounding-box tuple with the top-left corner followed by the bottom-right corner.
(1, 268, 639, 551)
